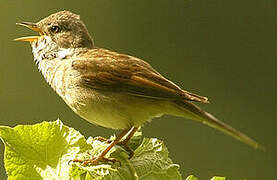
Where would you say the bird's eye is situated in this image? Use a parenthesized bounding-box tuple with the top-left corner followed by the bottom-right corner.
(50, 25, 61, 33)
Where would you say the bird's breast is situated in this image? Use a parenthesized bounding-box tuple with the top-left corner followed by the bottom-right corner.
(38, 59, 72, 97)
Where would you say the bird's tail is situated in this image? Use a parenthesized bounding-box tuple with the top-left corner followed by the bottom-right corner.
(173, 100, 264, 150)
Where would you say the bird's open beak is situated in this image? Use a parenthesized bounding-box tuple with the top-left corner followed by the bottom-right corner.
(14, 22, 44, 42)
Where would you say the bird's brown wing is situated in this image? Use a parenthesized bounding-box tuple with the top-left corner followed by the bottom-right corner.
(72, 48, 209, 103)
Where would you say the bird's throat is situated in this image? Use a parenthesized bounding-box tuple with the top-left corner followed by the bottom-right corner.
(31, 36, 74, 94)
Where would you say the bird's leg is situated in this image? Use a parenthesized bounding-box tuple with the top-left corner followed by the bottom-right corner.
(75, 128, 130, 166)
(93, 127, 139, 159)
(94, 136, 112, 143)
(118, 126, 139, 159)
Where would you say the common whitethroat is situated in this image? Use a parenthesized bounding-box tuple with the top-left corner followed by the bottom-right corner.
(15, 11, 263, 165)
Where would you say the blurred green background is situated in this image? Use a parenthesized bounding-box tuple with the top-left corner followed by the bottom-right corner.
(0, 0, 276, 179)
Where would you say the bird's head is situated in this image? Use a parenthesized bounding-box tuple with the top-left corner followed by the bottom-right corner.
(15, 10, 94, 49)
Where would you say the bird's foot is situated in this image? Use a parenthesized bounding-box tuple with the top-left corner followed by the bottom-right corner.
(94, 136, 112, 143)
(72, 156, 119, 166)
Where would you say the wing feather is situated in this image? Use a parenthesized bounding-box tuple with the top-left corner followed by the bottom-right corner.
(72, 48, 209, 103)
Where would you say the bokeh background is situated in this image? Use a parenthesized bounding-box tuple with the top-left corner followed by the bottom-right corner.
(0, 0, 276, 179)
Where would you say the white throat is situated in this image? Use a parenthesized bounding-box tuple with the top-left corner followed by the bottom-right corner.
(31, 36, 74, 66)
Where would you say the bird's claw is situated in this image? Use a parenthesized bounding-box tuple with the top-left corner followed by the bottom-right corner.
(71, 156, 119, 166)
(94, 136, 112, 143)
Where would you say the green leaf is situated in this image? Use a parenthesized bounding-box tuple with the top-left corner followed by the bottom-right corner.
(0, 120, 182, 180)
(70, 131, 182, 180)
(132, 138, 181, 180)
(210, 177, 226, 180)
(186, 175, 199, 180)
(185, 175, 227, 180)
(0, 119, 91, 179)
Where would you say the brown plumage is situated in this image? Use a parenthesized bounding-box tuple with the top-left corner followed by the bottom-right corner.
(72, 48, 209, 103)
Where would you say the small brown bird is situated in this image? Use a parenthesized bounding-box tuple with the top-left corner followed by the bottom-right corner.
(15, 11, 263, 164)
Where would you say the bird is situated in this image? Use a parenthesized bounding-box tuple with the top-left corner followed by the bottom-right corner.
(15, 10, 263, 165)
